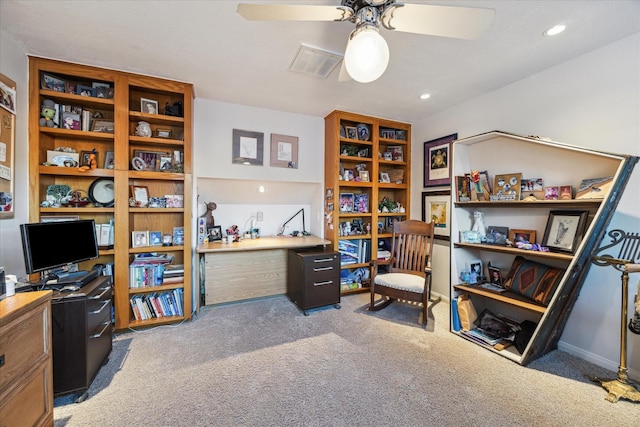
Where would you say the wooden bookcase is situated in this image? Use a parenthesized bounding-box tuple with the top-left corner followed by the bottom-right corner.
(449, 131, 637, 365)
(324, 110, 411, 294)
(28, 57, 193, 330)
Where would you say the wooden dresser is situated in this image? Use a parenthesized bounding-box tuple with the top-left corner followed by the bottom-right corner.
(0, 291, 54, 427)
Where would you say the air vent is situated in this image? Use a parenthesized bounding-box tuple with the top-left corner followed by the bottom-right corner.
(288, 44, 343, 79)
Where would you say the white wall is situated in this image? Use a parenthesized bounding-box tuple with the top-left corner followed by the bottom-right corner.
(0, 30, 29, 277)
(411, 33, 640, 376)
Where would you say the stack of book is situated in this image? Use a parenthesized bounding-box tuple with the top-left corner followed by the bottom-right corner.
(162, 264, 184, 284)
(338, 239, 371, 266)
(129, 253, 174, 288)
(130, 288, 184, 321)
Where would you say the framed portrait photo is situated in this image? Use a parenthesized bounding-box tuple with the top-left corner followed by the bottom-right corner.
(132, 231, 149, 248)
(421, 190, 451, 241)
(208, 225, 223, 241)
(140, 97, 158, 114)
(424, 133, 457, 187)
(542, 210, 589, 254)
(270, 133, 298, 168)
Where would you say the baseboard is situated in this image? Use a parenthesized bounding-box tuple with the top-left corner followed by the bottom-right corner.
(430, 291, 449, 303)
(558, 340, 640, 382)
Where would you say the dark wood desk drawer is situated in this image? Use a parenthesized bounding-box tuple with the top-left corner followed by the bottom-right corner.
(287, 249, 340, 314)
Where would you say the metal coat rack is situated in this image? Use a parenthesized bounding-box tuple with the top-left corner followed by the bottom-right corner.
(592, 229, 640, 403)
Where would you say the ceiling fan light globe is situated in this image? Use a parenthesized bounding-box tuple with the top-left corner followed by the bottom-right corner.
(345, 27, 389, 83)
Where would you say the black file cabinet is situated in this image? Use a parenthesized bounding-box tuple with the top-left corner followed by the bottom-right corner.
(287, 248, 340, 315)
(51, 276, 112, 402)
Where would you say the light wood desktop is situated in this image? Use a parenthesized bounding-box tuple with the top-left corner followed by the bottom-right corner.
(197, 235, 330, 306)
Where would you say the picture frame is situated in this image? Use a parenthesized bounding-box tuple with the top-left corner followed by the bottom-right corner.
(509, 229, 537, 244)
(172, 226, 185, 245)
(488, 265, 503, 286)
(140, 97, 158, 114)
(466, 259, 483, 284)
(91, 119, 114, 133)
(61, 112, 81, 130)
(559, 185, 573, 200)
(465, 170, 492, 201)
(103, 151, 114, 169)
(64, 81, 76, 95)
(133, 150, 167, 172)
(131, 156, 146, 171)
(232, 128, 264, 165)
(130, 185, 150, 207)
(270, 133, 298, 168)
(132, 231, 149, 248)
(380, 172, 390, 183)
(80, 150, 98, 167)
(41, 73, 66, 92)
(455, 175, 471, 202)
(359, 170, 370, 182)
(156, 128, 172, 138)
(387, 145, 404, 162)
(345, 126, 357, 140)
(493, 173, 522, 200)
(339, 193, 354, 213)
(544, 186, 559, 200)
(460, 230, 482, 244)
(159, 156, 173, 172)
(542, 210, 589, 254)
(149, 231, 163, 246)
(424, 133, 456, 187)
(354, 193, 369, 213)
(76, 84, 95, 97)
(395, 130, 406, 141)
(486, 226, 509, 245)
(521, 178, 544, 200)
(208, 225, 223, 241)
(421, 190, 451, 241)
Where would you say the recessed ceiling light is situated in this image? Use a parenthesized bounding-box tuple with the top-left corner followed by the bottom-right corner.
(544, 24, 566, 37)
(420, 93, 431, 100)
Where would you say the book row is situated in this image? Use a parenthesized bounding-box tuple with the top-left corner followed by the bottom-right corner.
(338, 239, 371, 266)
(130, 289, 184, 321)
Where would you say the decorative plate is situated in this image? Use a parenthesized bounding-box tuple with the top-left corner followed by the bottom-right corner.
(356, 124, 370, 141)
(88, 178, 115, 207)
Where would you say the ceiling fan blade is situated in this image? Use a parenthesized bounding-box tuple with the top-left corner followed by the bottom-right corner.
(382, 4, 495, 40)
(237, 4, 353, 22)
(337, 59, 351, 82)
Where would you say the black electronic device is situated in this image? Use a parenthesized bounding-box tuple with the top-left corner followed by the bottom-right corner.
(20, 220, 100, 285)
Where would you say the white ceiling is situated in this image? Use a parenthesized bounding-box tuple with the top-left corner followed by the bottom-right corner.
(2, 1, 639, 124)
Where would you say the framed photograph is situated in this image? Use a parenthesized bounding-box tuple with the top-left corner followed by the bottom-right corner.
(380, 172, 390, 183)
(270, 133, 298, 168)
(455, 175, 471, 202)
(94, 86, 108, 98)
(544, 186, 559, 200)
(424, 133, 456, 187)
(131, 156, 146, 171)
(64, 82, 76, 95)
(486, 226, 509, 245)
(488, 265, 503, 286)
(208, 225, 223, 241)
(133, 150, 167, 171)
(132, 231, 149, 248)
(559, 185, 573, 200)
(460, 230, 482, 244)
(509, 229, 537, 244)
(149, 231, 163, 246)
(103, 151, 114, 169)
(159, 156, 173, 172)
(466, 259, 483, 284)
(387, 145, 404, 161)
(345, 126, 357, 140)
(395, 130, 406, 141)
(359, 170, 370, 182)
(156, 128, 172, 138)
(354, 193, 369, 213)
(172, 226, 185, 245)
(61, 112, 81, 130)
(357, 148, 369, 158)
(493, 173, 522, 200)
(41, 73, 66, 92)
(80, 150, 98, 167)
(542, 210, 589, 254)
(521, 178, 544, 200)
(421, 190, 451, 241)
(232, 129, 264, 165)
(76, 84, 95, 97)
(140, 97, 158, 114)
(130, 185, 149, 207)
(91, 119, 114, 133)
(339, 193, 354, 213)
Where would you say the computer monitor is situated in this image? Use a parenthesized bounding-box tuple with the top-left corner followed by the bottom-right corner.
(20, 219, 99, 275)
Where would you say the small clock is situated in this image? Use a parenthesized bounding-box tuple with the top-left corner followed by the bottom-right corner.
(88, 178, 115, 207)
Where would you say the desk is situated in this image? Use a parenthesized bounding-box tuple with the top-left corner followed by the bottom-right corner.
(197, 236, 330, 306)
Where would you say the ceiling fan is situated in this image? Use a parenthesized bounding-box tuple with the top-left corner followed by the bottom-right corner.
(237, 1, 495, 83)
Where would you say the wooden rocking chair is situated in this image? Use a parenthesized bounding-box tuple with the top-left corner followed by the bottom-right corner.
(368, 220, 435, 326)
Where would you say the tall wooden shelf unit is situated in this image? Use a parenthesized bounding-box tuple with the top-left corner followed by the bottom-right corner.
(324, 110, 411, 294)
(450, 131, 637, 365)
(28, 57, 193, 331)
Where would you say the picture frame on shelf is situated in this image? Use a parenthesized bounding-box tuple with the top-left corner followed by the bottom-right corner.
(488, 265, 503, 286)
(521, 178, 544, 200)
(493, 173, 522, 200)
(359, 170, 370, 182)
(354, 193, 369, 213)
(542, 210, 589, 254)
(345, 126, 357, 140)
(41, 73, 66, 92)
(339, 193, 354, 213)
(94, 86, 108, 99)
(61, 112, 80, 130)
(486, 226, 509, 245)
(466, 259, 483, 284)
(140, 97, 158, 114)
(80, 150, 98, 167)
(130, 185, 149, 207)
(424, 133, 456, 187)
(559, 185, 573, 200)
(133, 150, 167, 172)
(76, 84, 95, 97)
(156, 128, 172, 138)
(91, 119, 114, 133)
(380, 172, 390, 183)
(149, 231, 163, 246)
(172, 226, 185, 245)
(232, 128, 264, 166)
(132, 231, 149, 248)
(421, 190, 451, 241)
(544, 186, 560, 200)
(466, 170, 492, 201)
(64, 82, 76, 95)
(509, 229, 537, 244)
(159, 155, 173, 172)
(208, 225, 223, 241)
(380, 129, 395, 139)
(395, 130, 406, 141)
(270, 133, 298, 169)
(455, 175, 471, 202)
(387, 145, 404, 161)
(103, 151, 114, 169)
(131, 156, 146, 171)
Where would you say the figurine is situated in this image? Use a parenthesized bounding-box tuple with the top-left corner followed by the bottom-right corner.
(200, 201, 217, 229)
(135, 121, 152, 137)
(40, 99, 57, 128)
(471, 210, 487, 239)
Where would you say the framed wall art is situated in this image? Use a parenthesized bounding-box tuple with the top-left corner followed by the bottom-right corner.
(542, 210, 589, 254)
(424, 133, 456, 187)
(421, 190, 451, 241)
(232, 129, 264, 165)
(270, 133, 298, 168)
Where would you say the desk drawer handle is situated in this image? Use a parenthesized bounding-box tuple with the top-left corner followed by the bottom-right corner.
(90, 322, 111, 339)
(89, 287, 111, 300)
(90, 299, 111, 315)
(313, 258, 334, 263)
(313, 266, 334, 272)
(313, 280, 333, 287)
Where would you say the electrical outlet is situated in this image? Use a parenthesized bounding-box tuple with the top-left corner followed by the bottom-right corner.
(256, 211, 263, 221)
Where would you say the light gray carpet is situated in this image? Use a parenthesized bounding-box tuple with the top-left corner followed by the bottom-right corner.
(54, 293, 638, 426)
